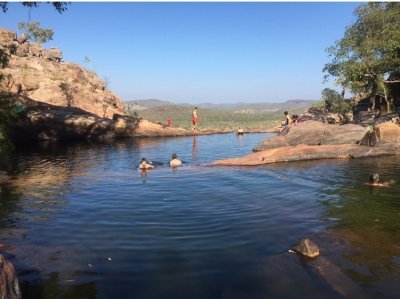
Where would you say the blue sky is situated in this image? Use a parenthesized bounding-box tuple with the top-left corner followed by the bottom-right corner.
(1, 2, 361, 104)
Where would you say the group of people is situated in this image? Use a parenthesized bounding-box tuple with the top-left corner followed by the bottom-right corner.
(139, 153, 182, 170)
(280, 111, 301, 130)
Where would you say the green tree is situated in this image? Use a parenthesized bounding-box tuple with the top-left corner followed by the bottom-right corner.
(0, 2, 69, 14)
(323, 2, 400, 112)
(18, 21, 54, 45)
(321, 88, 352, 121)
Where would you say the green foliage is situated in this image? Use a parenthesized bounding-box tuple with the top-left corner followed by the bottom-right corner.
(324, 2, 400, 99)
(322, 88, 353, 119)
(0, 92, 18, 152)
(18, 21, 54, 45)
(0, 2, 69, 14)
(129, 105, 304, 131)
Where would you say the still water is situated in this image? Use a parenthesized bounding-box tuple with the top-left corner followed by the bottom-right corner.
(1, 133, 400, 299)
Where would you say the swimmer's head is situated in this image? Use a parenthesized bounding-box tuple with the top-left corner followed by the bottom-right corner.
(369, 173, 380, 183)
(172, 153, 177, 159)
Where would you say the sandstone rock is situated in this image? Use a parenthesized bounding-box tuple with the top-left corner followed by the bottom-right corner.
(29, 44, 44, 57)
(0, 29, 16, 46)
(1, 28, 125, 119)
(360, 129, 379, 147)
(15, 43, 29, 57)
(375, 122, 400, 144)
(0, 254, 21, 299)
(293, 239, 320, 258)
(44, 47, 63, 62)
(210, 143, 399, 166)
(254, 121, 366, 151)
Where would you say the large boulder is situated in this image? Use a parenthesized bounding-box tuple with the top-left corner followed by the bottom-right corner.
(254, 121, 366, 151)
(0, 254, 21, 299)
(0, 29, 16, 47)
(375, 122, 400, 144)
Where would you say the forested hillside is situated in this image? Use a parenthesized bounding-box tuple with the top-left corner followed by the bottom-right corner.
(126, 100, 315, 130)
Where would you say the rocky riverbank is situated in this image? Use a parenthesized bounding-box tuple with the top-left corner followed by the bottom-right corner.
(11, 96, 227, 143)
(211, 120, 400, 166)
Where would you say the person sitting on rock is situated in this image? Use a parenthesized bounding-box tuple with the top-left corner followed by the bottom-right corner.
(170, 153, 182, 167)
(139, 158, 154, 170)
(367, 173, 394, 187)
(284, 111, 292, 126)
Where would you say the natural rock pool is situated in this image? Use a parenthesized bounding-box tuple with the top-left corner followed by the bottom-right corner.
(1, 133, 400, 298)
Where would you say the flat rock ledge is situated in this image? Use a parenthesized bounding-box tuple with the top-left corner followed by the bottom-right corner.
(12, 97, 227, 142)
(210, 143, 400, 166)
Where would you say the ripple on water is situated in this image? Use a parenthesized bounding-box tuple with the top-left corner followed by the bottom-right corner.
(2, 134, 400, 298)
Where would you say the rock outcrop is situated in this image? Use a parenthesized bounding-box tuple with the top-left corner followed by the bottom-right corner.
(254, 121, 366, 151)
(211, 143, 399, 166)
(0, 28, 125, 119)
(0, 254, 21, 299)
(211, 121, 400, 166)
(12, 96, 222, 142)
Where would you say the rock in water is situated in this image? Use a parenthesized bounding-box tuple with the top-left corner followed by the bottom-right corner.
(0, 254, 21, 299)
(293, 238, 320, 258)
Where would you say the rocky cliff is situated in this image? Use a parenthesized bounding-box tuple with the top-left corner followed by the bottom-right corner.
(0, 28, 125, 119)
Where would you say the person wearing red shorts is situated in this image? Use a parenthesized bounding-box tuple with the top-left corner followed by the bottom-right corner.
(192, 107, 198, 130)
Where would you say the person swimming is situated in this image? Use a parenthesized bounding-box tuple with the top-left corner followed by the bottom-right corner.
(138, 158, 154, 170)
(367, 173, 393, 187)
(170, 153, 182, 167)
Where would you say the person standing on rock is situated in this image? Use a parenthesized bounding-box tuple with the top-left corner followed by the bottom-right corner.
(167, 116, 173, 127)
(192, 107, 198, 131)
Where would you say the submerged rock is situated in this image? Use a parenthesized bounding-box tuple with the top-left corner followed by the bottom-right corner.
(210, 143, 399, 166)
(293, 239, 320, 258)
(0, 254, 21, 299)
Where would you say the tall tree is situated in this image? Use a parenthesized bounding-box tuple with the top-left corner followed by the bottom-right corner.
(18, 21, 54, 45)
(323, 2, 400, 111)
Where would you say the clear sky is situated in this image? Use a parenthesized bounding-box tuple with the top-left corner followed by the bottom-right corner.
(1, 2, 361, 104)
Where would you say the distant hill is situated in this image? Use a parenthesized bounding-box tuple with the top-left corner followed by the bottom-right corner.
(126, 99, 317, 111)
(125, 99, 317, 130)
(125, 99, 176, 110)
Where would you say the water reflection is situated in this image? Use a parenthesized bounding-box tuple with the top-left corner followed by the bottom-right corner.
(192, 136, 197, 160)
(1, 135, 400, 298)
(319, 156, 400, 293)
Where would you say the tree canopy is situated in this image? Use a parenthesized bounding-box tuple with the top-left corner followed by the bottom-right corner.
(0, 2, 69, 14)
(18, 21, 54, 45)
(323, 2, 400, 101)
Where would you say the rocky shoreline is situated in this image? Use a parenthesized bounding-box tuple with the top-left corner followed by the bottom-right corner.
(11, 96, 232, 143)
(210, 120, 400, 166)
